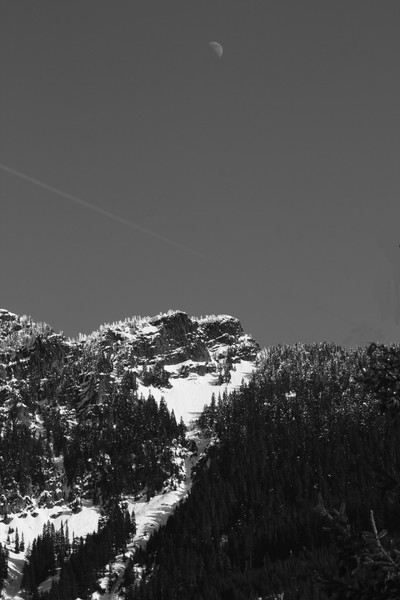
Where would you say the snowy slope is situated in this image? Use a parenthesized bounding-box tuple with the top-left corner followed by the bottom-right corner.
(0, 501, 101, 599)
(0, 431, 212, 599)
(91, 429, 211, 599)
(0, 352, 256, 598)
(138, 358, 255, 424)
(0, 309, 259, 598)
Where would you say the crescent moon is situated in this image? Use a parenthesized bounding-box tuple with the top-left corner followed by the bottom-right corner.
(209, 41, 223, 58)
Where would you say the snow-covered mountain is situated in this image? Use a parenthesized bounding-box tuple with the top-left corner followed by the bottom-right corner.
(1, 308, 258, 424)
(0, 308, 259, 598)
(3, 309, 393, 599)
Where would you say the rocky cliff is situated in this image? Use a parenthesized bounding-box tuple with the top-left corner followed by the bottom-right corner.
(0, 308, 259, 511)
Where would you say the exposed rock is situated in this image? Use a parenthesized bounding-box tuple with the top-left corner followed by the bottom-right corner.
(130, 311, 210, 365)
(0, 308, 18, 322)
(197, 314, 244, 344)
(0, 308, 260, 509)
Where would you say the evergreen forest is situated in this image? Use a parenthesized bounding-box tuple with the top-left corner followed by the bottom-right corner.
(22, 502, 136, 599)
(2, 309, 400, 599)
(122, 342, 400, 599)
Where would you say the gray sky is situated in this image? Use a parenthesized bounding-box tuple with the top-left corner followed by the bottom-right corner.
(1, 0, 400, 348)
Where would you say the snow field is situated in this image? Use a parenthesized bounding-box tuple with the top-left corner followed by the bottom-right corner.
(1, 359, 255, 598)
(92, 432, 210, 599)
(0, 500, 101, 599)
(138, 359, 255, 424)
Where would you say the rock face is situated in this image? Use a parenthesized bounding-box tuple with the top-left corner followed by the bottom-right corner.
(198, 314, 243, 342)
(0, 309, 259, 394)
(197, 314, 258, 359)
(128, 311, 210, 364)
(0, 308, 19, 323)
(0, 308, 260, 508)
(94, 310, 259, 370)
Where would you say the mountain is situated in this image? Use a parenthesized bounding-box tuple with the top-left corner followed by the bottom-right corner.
(0, 308, 259, 598)
(0, 308, 258, 425)
(2, 309, 400, 600)
(122, 341, 400, 600)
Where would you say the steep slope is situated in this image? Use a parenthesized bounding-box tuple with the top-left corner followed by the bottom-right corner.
(123, 342, 398, 600)
(75, 309, 258, 423)
(0, 308, 259, 598)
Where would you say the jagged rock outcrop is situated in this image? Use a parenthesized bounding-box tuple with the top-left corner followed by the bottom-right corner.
(126, 311, 210, 365)
(92, 310, 258, 368)
(0, 308, 259, 508)
(198, 314, 243, 342)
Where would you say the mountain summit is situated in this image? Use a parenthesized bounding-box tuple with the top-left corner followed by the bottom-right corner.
(2, 309, 396, 599)
(0, 309, 259, 597)
(0, 307, 259, 498)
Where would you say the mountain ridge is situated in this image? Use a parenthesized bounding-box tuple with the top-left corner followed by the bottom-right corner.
(0, 308, 259, 422)
(0, 307, 259, 598)
(2, 309, 399, 598)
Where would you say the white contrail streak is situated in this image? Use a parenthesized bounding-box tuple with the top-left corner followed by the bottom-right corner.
(0, 162, 370, 337)
(0, 162, 224, 267)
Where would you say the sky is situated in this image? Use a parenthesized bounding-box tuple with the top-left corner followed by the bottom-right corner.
(1, 0, 400, 349)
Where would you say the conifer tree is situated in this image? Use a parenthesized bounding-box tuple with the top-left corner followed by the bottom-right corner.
(14, 527, 19, 554)
(0, 542, 8, 589)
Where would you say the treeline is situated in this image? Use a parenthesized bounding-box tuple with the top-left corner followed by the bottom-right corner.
(123, 342, 400, 599)
(22, 521, 70, 592)
(0, 389, 186, 506)
(62, 393, 186, 502)
(0, 421, 50, 497)
(42, 335, 188, 503)
(1, 316, 188, 504)
(22, 503, 136, 599)
(0, 542, 8, 590)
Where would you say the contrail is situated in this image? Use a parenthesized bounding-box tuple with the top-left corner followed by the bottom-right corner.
(0, 162, 224, 267)
(0, 161, 371, 339)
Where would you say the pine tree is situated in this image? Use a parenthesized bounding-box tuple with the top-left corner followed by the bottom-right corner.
(130, 509, 137, 538)
(0, 542, 9, 588)
(65, 521, 71, 556)
(14, 527, 19, 554)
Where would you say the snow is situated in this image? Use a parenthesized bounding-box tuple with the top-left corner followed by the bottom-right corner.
(137, 359, 255, 424)
(195, 314, 235, 324)
(0, 500, 101, 599)
(0, 307, 257, 597)
(0, 309, 18, 318)
(93, 429, 210, 599)
(128, 444, 203, 546)
(0, 431, 214, 599)
(1, 423, 224, 598)
(138, 324, 159, 336)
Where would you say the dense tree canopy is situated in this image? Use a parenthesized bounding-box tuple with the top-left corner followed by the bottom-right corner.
(124, 342, 400, 599)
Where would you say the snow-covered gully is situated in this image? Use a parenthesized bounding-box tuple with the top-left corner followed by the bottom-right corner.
(1, 429, 210, 600)
(1, 501, 101, 599)
(94, 428, 210, 600)
(0, 310, 257, 598)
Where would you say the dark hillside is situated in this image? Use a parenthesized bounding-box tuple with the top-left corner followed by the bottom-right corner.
(126, 342, 400, 600)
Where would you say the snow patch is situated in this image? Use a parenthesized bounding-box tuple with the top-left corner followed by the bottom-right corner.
(138, 359, 255, 424)
(99, 431, 210, 598)
(138, 324, 159, 336)
(0, 500, 101, 599)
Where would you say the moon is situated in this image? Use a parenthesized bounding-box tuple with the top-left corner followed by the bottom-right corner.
(209, 41, 223, 58)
